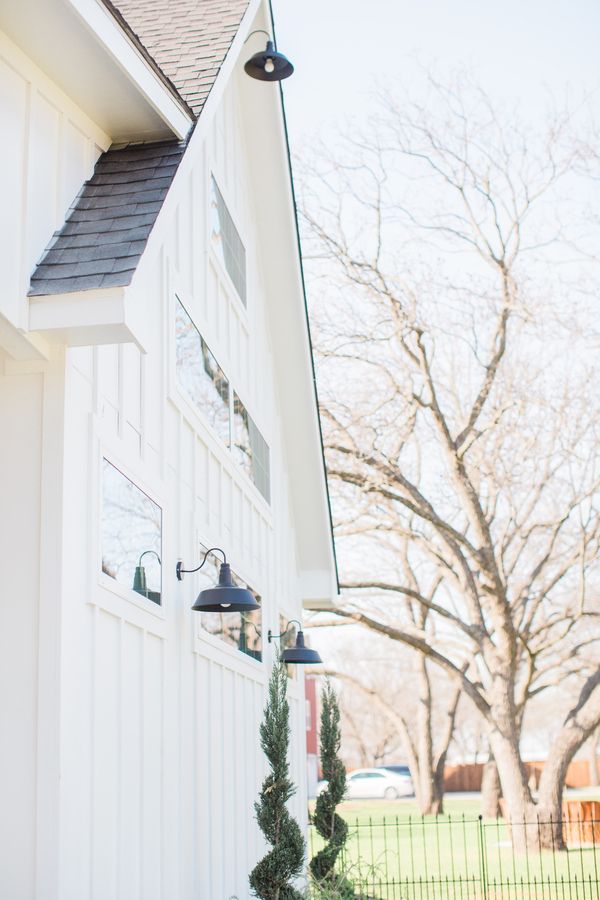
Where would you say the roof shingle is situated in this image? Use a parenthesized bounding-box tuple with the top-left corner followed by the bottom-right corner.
(28, 141, 186, 297)
(105, 0, 251, 117)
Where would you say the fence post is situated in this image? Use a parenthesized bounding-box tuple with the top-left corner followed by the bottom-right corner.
(477, 814, 489, 899)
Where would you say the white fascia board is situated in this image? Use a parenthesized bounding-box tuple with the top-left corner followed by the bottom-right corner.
(28, 286, 145, 348)
(301, 571, 339, 611)
(236, 74, 338, 600)
(66, 0, 193, 139)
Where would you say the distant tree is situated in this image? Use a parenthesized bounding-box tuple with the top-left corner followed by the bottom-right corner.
(314, 655, 461, 815)
(301, 74, 600, 847)
(310, 681, 353, 897)
(250, 664, 305, 900)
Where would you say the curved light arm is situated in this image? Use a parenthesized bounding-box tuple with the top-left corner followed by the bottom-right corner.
(243, 28, 272, 45)
(138, 549, 161, 567)
(176, 547, 226, 582)
(267, 619, 302, 644)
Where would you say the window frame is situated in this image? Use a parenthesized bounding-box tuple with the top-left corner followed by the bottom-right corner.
(208, 170, 248, 312)
(95, 445, 167, 624)
(174, 294, 232, 449)
(172, 294, 271, 508)
(232, 389, 271, 504)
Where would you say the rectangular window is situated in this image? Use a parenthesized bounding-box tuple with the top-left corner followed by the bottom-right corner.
(233, 392, 271, 502)
(197, 549, 262, 661)
(210, 176, 246, 305)
(175, 298, 230, 445)
(101, 459, 162, 604)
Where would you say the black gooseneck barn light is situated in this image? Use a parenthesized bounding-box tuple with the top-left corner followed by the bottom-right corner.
(132, 550, 161, 602)
(268, 619, 323, 665)
(176, 547, 260, 613)
(244, 29, 294, 82)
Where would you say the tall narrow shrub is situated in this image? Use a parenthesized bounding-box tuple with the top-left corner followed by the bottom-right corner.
(250, 663, 305, 900)
(310, 680, 352, 895)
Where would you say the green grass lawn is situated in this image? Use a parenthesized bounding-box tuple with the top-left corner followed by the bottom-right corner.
(308, 796, 600, 898)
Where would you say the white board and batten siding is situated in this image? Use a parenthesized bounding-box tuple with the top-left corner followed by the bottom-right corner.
(0, 28, 109, 330)
(52, 72, 310, 900)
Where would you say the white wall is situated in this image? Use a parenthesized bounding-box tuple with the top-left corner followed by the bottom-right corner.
(0, 357, 43, 900)
(0, 14, 314, 898)
(0, 28, 109, 331)
(55, 73, 308, 898)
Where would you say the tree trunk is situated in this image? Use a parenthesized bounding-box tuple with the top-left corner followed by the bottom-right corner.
(415, 656, 438, 815)
(536, 673, 600, 849)
(481, 752, 502, 819)
(588, 728, 599, 787)
(488, 722, 538, 849)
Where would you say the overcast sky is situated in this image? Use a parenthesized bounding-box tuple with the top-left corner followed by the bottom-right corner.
(273, 0, 600, 146)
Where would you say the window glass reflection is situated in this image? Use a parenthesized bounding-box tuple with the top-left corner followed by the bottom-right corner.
(196, 548, 262, 660)
(233, 392, 271, 503)
(210, 176, 246, 306)
(101, 459, 162, 604)
(175, 298, 230, 444)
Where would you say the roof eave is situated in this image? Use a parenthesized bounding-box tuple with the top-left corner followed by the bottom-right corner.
(67, 0, 194, 138)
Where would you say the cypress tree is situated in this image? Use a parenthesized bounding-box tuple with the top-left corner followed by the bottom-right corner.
(250, 663, 305, 900)
(310, 680, 353, 896)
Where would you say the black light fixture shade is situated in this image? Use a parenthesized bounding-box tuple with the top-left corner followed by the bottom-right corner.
(192, 562, 260, 613)
(244, 40, 294, 82)
(268, 620, 323, 665)
(280, 629, 322, 665)
(176, 549, 260, 613)
(132, 550, 161, 604)
(132, 565, 147, 595)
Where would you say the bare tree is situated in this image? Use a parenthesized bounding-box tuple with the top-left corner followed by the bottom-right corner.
(314, 647, 461, 814)
(300, 74, 600, 846)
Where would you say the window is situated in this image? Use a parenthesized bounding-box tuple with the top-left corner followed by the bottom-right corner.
(175, 298, 230, 444)
(196, 548, 262, 661)
(101, 459, 162, 604)
(210, 176, 246, 305)
(174, 301, 271, 503)
(233, 392, 271, 502)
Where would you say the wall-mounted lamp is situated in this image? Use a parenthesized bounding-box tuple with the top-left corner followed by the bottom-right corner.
(244, 29, 294, 82)
(176, 547, 260, 613)
(132, 550, 161, 603)
(268, 619, 322, 665)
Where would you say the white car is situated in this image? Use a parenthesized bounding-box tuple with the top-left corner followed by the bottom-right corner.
(317, 766, 413, 801)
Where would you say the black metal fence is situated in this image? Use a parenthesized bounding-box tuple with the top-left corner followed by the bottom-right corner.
(308, 815, 600, 898)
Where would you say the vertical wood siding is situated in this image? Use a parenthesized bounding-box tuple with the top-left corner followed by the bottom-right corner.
(53, 73, 308, 900)
(0, 30, 109, 329)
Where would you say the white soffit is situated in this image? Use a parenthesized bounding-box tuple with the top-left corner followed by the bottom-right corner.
(0, 0, 192, 141)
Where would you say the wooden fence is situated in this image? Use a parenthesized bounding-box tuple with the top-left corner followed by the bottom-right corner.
(444, 759, 596, 792)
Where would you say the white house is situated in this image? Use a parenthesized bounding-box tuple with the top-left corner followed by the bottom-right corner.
(0, 1, 337, 897)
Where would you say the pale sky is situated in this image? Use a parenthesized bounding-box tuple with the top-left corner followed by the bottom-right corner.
(273, 0, 600, 145)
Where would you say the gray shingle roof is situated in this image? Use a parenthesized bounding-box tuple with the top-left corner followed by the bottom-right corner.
(28, 141, 185, 297)
(105, 0, 251, 117)
(29, 1, 252, 297)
